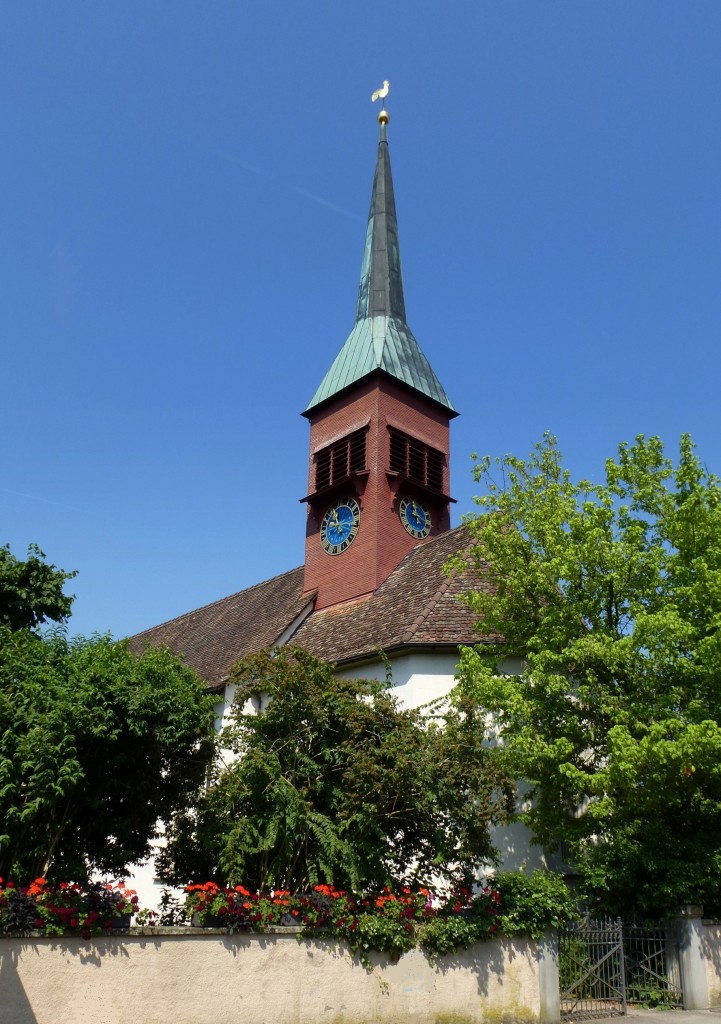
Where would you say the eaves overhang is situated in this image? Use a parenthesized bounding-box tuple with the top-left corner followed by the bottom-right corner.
(329, 638, 499, 673)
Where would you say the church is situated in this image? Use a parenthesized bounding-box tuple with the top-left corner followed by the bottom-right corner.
(130, 102, 497, 714)
(127, 101, 549, 906)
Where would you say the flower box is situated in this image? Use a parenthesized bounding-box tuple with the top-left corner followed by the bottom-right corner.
(191, 912, 230, 929)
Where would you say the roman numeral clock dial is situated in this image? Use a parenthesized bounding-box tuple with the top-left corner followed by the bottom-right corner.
(320, 498, 361, 555)
(399, 497, 431, 539)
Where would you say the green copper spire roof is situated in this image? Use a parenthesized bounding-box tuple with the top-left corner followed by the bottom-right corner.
(356, 121, 406, 323)
(305, 121, 455, 417)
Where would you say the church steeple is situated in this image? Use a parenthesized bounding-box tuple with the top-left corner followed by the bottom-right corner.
(304, 118, 455, 418)
(355, 121, 406, 323)
(301, 103, 456, 611)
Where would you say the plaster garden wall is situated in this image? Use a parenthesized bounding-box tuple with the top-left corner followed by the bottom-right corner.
(0, 930, 554, 1024)
(704, 923, 721, 1006)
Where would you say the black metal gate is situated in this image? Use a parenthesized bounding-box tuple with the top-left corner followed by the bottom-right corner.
(560, 917, 626, 1019)
(560, 918, 685, 1019)
(623, 920, 683, 1008)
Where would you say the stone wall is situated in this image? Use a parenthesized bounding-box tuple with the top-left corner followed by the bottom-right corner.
(0, 929, 551, 1024)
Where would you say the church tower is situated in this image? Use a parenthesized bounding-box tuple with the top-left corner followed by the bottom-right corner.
(301, 107, 457, 611)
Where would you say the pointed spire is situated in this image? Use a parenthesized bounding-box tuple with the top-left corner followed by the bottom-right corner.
(355, 122, 406, 323)
(304, 114, 455, 417)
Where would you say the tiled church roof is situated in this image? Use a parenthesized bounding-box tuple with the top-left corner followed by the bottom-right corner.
(128, 526, 496, 688)
(128, 567, 313, 690)
(293, 526, 493, 664)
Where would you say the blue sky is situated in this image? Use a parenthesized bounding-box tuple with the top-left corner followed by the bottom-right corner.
(3, 2, 720, 640)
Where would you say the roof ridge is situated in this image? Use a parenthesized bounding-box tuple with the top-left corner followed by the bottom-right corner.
(129, 564, 304, 641)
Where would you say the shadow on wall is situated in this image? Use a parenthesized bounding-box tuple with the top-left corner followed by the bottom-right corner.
(430, 935, 510, 995)
(488, 820, 551, 875)
(703, 924, 721, 1005)
(226, 933, 511, 994)
(0, 947, 38, 1024)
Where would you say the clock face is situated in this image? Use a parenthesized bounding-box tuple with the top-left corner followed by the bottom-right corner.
(399, 496, 431, 539)
(320, 497, 361, 555)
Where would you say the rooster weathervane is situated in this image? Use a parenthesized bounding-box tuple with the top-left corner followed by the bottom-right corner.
(371, 80, 390, 125)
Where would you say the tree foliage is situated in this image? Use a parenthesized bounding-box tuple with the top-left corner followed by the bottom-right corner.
(0, 627, 216, 881)
(0, 543, 76, 632)
(454, 433, 721, 915)
(160, 646, 511, 892)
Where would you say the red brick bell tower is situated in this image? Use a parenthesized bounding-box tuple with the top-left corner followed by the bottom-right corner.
(301, 108, 457, 611)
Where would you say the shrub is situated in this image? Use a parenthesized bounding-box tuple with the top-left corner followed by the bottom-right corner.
(493, 870, 578, 939)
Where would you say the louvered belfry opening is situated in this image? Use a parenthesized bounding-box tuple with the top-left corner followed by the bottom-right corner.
(388, 427, 444, 491)
(315, 429, 367, 491)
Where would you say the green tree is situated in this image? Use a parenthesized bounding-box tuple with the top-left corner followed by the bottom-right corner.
(0, 627, 216, 881)
(454, 433, 721, 916)
(159, 646, 511, 892)
(0, 543, 76, 632)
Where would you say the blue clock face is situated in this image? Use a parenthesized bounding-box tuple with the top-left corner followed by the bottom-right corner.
(400, 496, 431, 539)
(320, 497, 361, 555)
